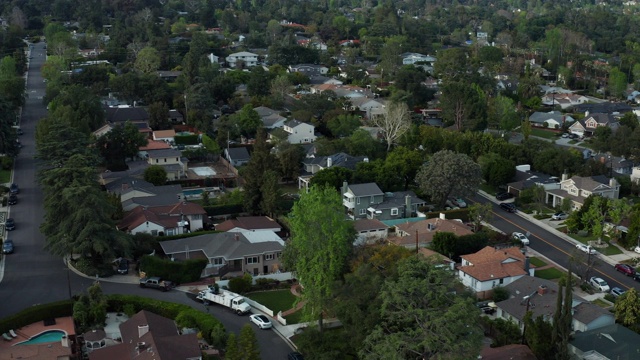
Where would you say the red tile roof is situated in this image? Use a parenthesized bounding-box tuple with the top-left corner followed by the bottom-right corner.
(216, 216, 280, 231)
(140, 140, 171, 151)
(458, 246, 531, 281)
(117, 202, 206, 231)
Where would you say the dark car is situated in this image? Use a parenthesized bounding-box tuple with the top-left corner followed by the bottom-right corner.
(287, 352, 304, 360)
(117, 259, 129, 274)
(3, 240, 14, 254)
(9, 183, 19, 194)
(500, 202, 517, 212)
(615, 263, 635, 276)
(5, 218, 15, 231)
(495, 192, 513, 201)
(8, 194, 17, 205)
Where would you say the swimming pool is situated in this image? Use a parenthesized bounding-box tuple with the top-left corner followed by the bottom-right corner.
(183, 189, 203, 196)
(17, 330, 66, 345)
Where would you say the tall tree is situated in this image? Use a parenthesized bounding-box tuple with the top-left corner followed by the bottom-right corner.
(134, 46, 161, 74)
(614, 288, 640, 333)
(237, 324, 260, 360)
(95, 122, 147, 171)
(283, 185, 355, 331)
(360, 256, 483, 359)
(242, 129, 277, 214)
(370, 102, 411, 151)
(259, 170, 280, 217)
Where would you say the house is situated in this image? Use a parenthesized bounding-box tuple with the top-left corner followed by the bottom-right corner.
(350, 97, 386, 118)
(105, 176, 183, 211)
(592, 154, 634, 175)
(156, 70, 182, 82)
(152, 129, 176, 143)
(88, 310, 201, 360)
(417, 248, 455, 271)
(390, 213, 473, 248)
(298, 152, 368, 190)
(288, 64, 329, 76)
(401, 52, 436, 66)
(226, 51, 259, 68)
(575, 102, 632, 115)
(496, 277, 615, 332)
(546, 173, 620, 210)
(208, 53, 219, 64)
(146, 148, 188, 180)
(271, 119, 316, 144)
(569, 113, 619, 137)
(224, 147, 251, 167)
(528, 111, 574, 128)
(216, 216, 281, 233)
(569, 324, 640, 360)
(159, 231, 284, 277)
(507, 164, 560, 197)
(457, 246, 534, 299)
(117, 201, 207, 235)
(353, 218, 389, 245)
(341, 181, 426, 220)
(541, 93, 588, 109)
(254, 106, 287, 129)
(104, 106, 150, 124)
(496, 78, 519, 96)
(168, 109, 184, 123)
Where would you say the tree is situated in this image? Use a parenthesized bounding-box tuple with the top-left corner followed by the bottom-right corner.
(468, 202, 493, 231)
(259, 170, 280, 217)
(237, 324, 261, 360)
(608, 67, 627, 100)
(584, 196, 607, 244)
(488, 95, 520, 131)
(225, 332, 241, 360)
(242, 129, 277, 214)
(478, 152, 516, 187)
(276, 143, 304, 182)
(521, 119, 532, 141)
(232, 104, 262, 137)
(440, 81, 487, 131)
(73, 282, 108, 333)
(283, 186, 355, 331)
(95, 122, 147, 171)
(524, 312, 555, 360)
(327, 114, 361, 138)
(370, 102, 411, 151)
(614, 288, 640, 333)
(148, 102, 170, 130)
(416, 150, 482, 208)
(247, 66, 273, 98)
(144, 165, 167, 186)
(310, 167, 354, 191)
(134, 46, 161, 74)
(270, 74, 291, 108)
(382, 147, 423, 190)
(360, 256, 483, 359)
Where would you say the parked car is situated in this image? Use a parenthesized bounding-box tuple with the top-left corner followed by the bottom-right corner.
(288, 352, 305, 360)
(589, 277, 610, 292)
(117, 259, 129, 274)
(500, 202, 517, 212)
(576, 244, 597, 255)
(512, 232, 530, 245)
(561, 133, 569, 138)
(614, 263, 635, 276)
(634, 246, 640, 254)
(496, 192, 513, 201)
(475, 301, 497, 314)
(451, 198, 467, 208)
(249, 314, 272, 329)
(2, 240, 14, 254)
(611, 287, 626, 298)
(5, 218, 15, 231)
(551, 212, 568, 220)
(8, 194, 17, 205)
(9, 183, 19, 194)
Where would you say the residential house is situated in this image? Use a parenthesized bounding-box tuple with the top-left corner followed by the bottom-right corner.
(226, 51, 259, 68)
(88, 310, 201, 360)
(168, 109, 184, 123)
(496, 277, 614, 332)
(105, 176, 183, 211)
(541, 93, 588, 109)
(496, 78, 519, 96)
(216, 216, 281, 233)
(156, 70, 182, 82)
(546, 173, 620, 210)
(592, 154, 634, 175)
(417, 248, 455, 271)
(630, 165, 640, 184)
(146, 148, 188, 180)
(271, 119, 316, 144)
(390, 213, 473, 248)
(457, 246, 534, 299)
(152, 129, 176, 143)
(105, 106, 150, 125)
(569, 324, 640, 360)
(353, 218, 389, 245)
(507, 164, 560, 197)
(341, 181, 426, 220)
(528, 111, 574, 128)
(401, 52, 436, 68)
(138, 139, 172, 159)
(575, 102, 632, 115)
(350, 97, 386, 118)
(298, 152, 367, 190)
(78, 48, 105, 58)
(118, 201, 207, 235)
(569, 113, 619, 137)
(208, 53, 219, 64)
(254, 106, 287, 129)
(224, 147, 251, 167)
(288, 64, 329, 76)
(159, 231, 284, 277)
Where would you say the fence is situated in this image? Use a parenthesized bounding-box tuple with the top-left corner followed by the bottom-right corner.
(215, 272, 295, 288)
(245, 298, 274, 317)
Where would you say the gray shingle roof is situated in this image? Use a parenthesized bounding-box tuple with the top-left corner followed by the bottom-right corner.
(570, 324, 640, 360)
(370, 191, 425, 210)
(348, 182, 383, 197)
(160, 232, 283, 261)
(147, 148, 182, 158)
(226, 147, 250, 160)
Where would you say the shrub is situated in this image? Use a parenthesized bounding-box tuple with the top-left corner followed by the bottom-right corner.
(203, 204, 245, 217)
(604, 294, 616, 303)
(0, 156, 13, 170)
(493, 286, 510, 302)
(174, 134, 199, 145)
(0, 300, 74, 335)
(228, 273, 252, 294)
(139, 255, 207, 284)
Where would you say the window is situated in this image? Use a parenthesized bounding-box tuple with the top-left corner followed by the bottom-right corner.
(155, 159, 159, 163)
(151, 230, 158, 236)
(246, 257, 259, 264)
(359, 208, 366, 215)
(164, 159, 167, 163)
(212, 258, 223, 265)
(370, 196, 374, 203)
(264, 254, 274, 261)
(391, 208, 399, 216)
(356, 197, 360, 205)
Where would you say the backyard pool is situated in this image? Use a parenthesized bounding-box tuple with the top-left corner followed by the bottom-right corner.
(183, 189, 204, 197)
(17, 330, 66, 345)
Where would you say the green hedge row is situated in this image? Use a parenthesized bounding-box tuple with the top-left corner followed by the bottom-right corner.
(174, 134, 199, 145)
(139, 255, 207, 284)
(203, 204, 244, 216)
(108, 294, 227, 347)
(0, 300, 74, 335)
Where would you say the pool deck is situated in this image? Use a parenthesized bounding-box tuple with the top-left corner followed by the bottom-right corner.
(0, 316, 75, 359)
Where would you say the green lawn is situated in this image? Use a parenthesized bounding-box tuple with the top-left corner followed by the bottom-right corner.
(592, 298, 613, 309)
(568, 233, 623, 256)
(0, 169, 10, 184)
(283, 310, 304, 325)
(529, 257, 547, 267)
(479, 183, 497, 195)
(535, 267, 564, 280)
(246, 289, 298, 314)
(530, 128, 559, 139)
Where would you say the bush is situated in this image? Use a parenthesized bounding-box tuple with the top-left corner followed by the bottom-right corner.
(174, 134, 199, 145)
(0, 300, 74, 335)
(203, 204, 245, 216)
(493, 286, 510, 302)
(604, 294, 616, 303)
(0, 156, 13, 170)
(139, 255, 207, 284)
(228, 273, 252, 294)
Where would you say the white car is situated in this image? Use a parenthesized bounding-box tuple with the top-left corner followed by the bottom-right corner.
(452, 198, 467, 208)
(634, 246, 640, 254)
(576, 244, 597, 255)
(249, 314, 272, 329)
(589, 277, 610, 293)
(551, 212, 568, 221)
(512, 232, 530, 245)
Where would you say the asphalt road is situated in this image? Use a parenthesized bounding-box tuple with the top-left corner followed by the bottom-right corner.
(0, 42, 292, 360)
(473, 194, 640, 293)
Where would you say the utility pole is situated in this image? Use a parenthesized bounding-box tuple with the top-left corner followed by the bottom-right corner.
(184, 94, 188, 125)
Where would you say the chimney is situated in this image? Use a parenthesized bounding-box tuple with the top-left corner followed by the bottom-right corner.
(342, 181, 348, 194)
(404, 195, 412, 217)
(561, 170, 569, 182)
(537, 285, 548, 295)
(122, 183, 128, 190)
(439, 213, 446, 220)
(235, 233, 240, 241)
(524, 257, 530, 273)
(609, 177, 617, 187)
(137, 342, 146, 350)
(363, 157, 369, 163)
(327, 156, 333, 167)
(138, 325, 149, 338)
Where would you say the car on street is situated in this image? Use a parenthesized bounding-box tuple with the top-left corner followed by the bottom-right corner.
(9, 183, 19, 194)
(611, 287, 626, 298)
(8, 194, 17, 205)
(614, 263, 635, 276)
(288, 352, 305, 360)
(451, 198, 467, 208)
(576, 244, 597, 255)
(551, 212, 568, 220)
(589, 277, 610, 292)
(496, 192, 514, 201)
(500, 202, 517, 212)
(2, 239, 14, 254)
(634, 246, 640, 254)
(512, 232, 530, 245)
(5, 218, 15, 231)
(249, 314, 272, 329)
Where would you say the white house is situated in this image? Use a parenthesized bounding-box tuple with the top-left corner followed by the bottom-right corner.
(350, 97, 386, 119)
(226, 51, 259, 68)
(208, 53, 220, 64)
(546, 173, 620, 210)
(146, 148, 188, 181)
(278, 120, 316, 144)
(117, 201, 207, 235)
(353, 218, 389, 245)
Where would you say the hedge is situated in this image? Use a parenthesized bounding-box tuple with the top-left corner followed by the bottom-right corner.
(139, 256, 207, 284)
(107, 294, 227, 348)
(203, 204, 244, 216)
(174, 134, 199, 145)
(0, 300, 74, 335)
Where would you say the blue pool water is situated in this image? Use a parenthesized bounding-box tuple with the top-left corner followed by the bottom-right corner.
(183, 189, 203, 196)
(18, 330, 66, 345)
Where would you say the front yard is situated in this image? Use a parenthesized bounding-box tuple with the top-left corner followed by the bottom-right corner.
(568, 233, 623, 256)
